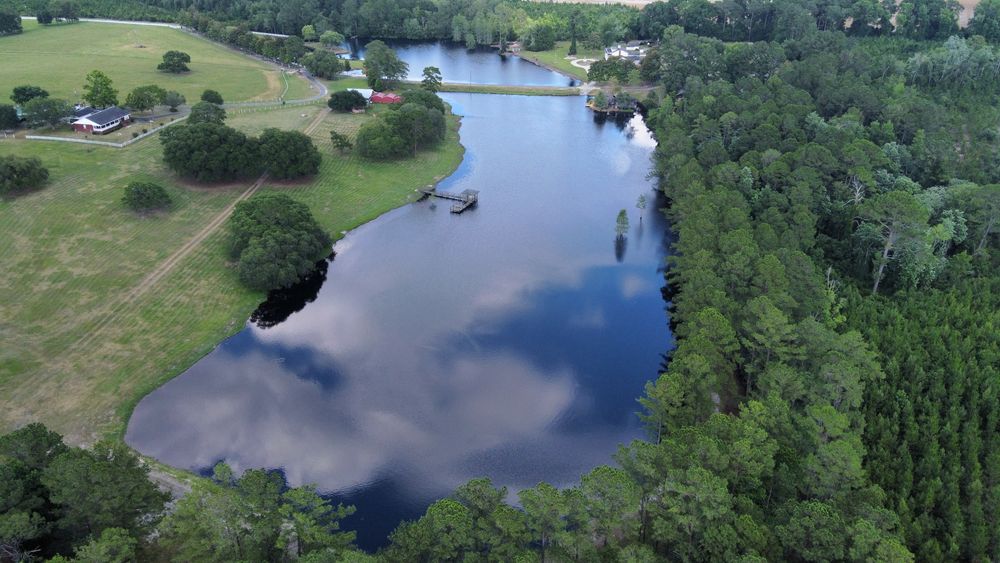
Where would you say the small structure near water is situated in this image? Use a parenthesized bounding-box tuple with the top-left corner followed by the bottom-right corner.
(586, 92, 638, 115)
(420, 187, 479, 213)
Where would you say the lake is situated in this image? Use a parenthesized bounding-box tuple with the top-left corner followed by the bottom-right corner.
(126, 50, 672, 550)
(345, 39, 579, 87)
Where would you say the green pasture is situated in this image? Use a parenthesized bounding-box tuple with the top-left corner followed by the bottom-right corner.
(0, 102, 463, 442)
(1, 20, 309, 104)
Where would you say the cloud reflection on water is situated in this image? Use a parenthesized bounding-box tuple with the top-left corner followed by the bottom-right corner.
(127, 92, 670, 547)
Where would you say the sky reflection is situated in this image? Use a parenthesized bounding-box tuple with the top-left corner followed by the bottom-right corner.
(127, 93, 672, 548)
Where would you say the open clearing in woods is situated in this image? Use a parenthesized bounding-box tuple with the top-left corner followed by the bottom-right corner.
(0, 100, 464, 444)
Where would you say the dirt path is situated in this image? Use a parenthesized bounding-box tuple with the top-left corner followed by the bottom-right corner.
(71, 108, 330, 351)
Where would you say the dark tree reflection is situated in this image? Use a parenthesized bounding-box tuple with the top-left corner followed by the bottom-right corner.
(614, 236, 627, 262)
(250, 256, 332, 329)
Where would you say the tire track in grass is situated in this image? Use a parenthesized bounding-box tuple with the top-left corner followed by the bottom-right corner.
(68, 108, 331, 353)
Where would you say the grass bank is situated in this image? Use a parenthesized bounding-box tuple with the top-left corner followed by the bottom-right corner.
(0, 20, 310, 103)
(0, 103, 464, 443)
(516, 40, 603, 81)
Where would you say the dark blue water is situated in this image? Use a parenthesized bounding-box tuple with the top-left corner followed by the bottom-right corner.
(346, 40, 578, 87)
(126, 93, 672, 549)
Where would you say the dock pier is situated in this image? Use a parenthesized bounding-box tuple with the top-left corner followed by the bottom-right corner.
(420, 188, 479, 213)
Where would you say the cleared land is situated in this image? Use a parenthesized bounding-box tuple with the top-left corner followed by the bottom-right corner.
(0, 20, 309, 103)
(0, 103, 463, 444)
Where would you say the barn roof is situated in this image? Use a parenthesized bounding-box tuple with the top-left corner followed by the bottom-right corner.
(370, 92, 402, 103)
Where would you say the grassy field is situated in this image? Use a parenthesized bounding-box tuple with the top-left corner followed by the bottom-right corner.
(323, 76, 371, 92)
(0, 103, 464, 443)
(0, 20, 310, 103)
(517, 41, 604, 81)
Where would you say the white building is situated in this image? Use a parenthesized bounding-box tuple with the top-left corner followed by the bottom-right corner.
(604, 41, 650, 65)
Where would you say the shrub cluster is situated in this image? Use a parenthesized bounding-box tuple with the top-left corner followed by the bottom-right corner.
(0, 155, 48, 196)
(122, 181, 171, 213)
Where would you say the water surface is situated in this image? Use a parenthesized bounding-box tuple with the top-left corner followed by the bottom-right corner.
(346, 40, 577, 87)
(127, 93, 671, 548)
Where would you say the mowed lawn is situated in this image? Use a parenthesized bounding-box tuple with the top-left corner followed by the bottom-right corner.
(517, 41, 603, 81)
(261, 104, 464, 230)
(0, 20, 308, 103)
(0, 103, 464, 443)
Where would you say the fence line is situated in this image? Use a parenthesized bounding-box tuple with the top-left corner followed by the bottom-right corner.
(26, 115, 189, 148)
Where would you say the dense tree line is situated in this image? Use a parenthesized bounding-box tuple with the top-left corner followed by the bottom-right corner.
(6, 0, 998, 48)
(0, 425, 366, 561)
(159, 121, 320, 182)
(370, 22, 999, 563)
(178, 10, 305, 64)
(0, 424, 168, 561)
(849, 277, 1000, 560)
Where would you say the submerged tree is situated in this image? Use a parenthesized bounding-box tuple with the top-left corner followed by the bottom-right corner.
(636, 194, 647, 223)
(616, 209, 630, 238)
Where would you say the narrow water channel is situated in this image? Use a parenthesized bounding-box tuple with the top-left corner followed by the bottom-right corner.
(127, 81, 672, 548)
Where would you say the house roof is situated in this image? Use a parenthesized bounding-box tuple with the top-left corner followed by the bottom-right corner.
(79, 107, 130, 126)
(72, 105, 95, 119)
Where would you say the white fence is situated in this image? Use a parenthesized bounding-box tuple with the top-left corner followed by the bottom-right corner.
(25, 116, 189, 148)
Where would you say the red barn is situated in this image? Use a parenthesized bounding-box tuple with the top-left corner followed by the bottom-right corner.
(370, 92, 402, 104)
(72, 107, 131, 134)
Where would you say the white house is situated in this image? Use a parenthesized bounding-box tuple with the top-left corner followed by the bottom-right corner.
(604, 42, 650, 65)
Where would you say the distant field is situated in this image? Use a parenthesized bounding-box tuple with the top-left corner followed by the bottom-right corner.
(0, 20, 309, 104)
(0, 104, 464, 443)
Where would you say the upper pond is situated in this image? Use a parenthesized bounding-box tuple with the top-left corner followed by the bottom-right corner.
(127, 68, 672, 548)
(346, 39, 579, 87)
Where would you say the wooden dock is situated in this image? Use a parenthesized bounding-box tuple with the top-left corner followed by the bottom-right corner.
(420, 188, 479, 213)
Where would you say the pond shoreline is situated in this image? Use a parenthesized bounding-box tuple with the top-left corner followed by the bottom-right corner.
(126, 91, 670, 551)
(514, 51, 586, 82)
(115, 110, 468, 443)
